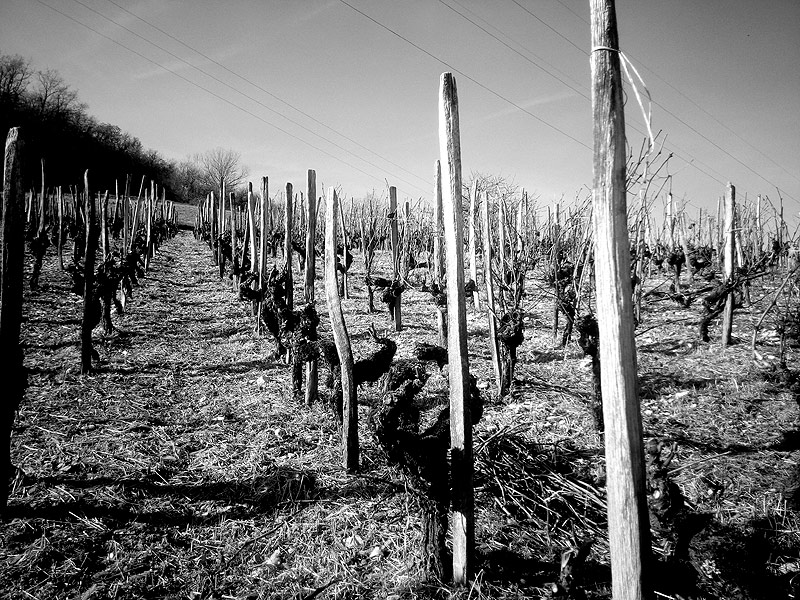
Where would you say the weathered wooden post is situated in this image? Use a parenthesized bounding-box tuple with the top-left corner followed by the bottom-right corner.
(482, 190, 502, 395)
(439, 71, 473, 584)
(81, 170, 99, 375)
(721, 182, 736, 347)
(551, 203, 561, 344)
(284, 183, 294, 312)
(1, 128, 26, 514)
(305, 170, 318, 406)
(325, 188, 358, 472)
(434, 160, 447, 346)
(230, 192, 238, 288)
(57, 186, 64, 270)
(590, 1, 651, 598)
(388, 186, 402, 330)
(100, 191, 109, 261)
(468, 180, 480, 310)
(257, 177, 268, 333)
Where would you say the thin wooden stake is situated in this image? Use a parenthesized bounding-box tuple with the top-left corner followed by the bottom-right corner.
(722, 183, 736, 346)
(468, 180, 480, 310)
(285, 183, 294, 312)
(439, 71, 473, 585)
(434, 160, 447, 346)
(305, 170, 318, 406)
(482, 190, 501, 395)
(81, 171, 99, 375)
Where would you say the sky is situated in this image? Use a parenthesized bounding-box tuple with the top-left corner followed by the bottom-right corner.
(1, 0, 798, 221)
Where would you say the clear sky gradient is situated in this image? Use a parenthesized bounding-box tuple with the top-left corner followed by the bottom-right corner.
(2, 0, 798, 219)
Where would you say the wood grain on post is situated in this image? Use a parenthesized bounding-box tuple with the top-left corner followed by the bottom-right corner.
(325, 188, 358, 472)
(81, 170, 99, 375)
(1, 128, 26, 513)
(482, 191, 501, 395)
(590, 1, 651, 598)
(439, 71, 473, 585)
(285, 183, 294, 312)
(434, 160, 447, 346)
(305, 170, 318, 406)
(722, 182, 736, 346)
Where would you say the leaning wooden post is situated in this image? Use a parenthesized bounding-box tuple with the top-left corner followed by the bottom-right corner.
(721, 182, 736, 347)
(305, 170, 318, 406)
(468, 180, 480, 309)
(439, 72, 473, 585)
(284, 183, 294, 312)
(325, 188, 358, 472)
(482, 190, 502, 395)
(434, 160, 447, 346)
(81, 170, 99, 375)
(1, 128, 26, 513)
(590, 2, 651, 598)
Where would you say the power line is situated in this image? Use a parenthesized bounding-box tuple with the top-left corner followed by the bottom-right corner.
(66, 0, 430, 195)
(435, 0, 730, 188)
(437, 0, 588, 99)
(100, 0, 433, 191)
(510, 0, 799, 201)
(34, 0, 426, 199)
(336, 0, 592, 151)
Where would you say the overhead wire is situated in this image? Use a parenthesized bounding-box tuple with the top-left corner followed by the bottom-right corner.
(434, 0, 730, 187)
(335, 0, 592, 151)
(511, 0, 799, 201)
(100, 0, 433, 191)
(33, 0, 429, 199)
(65, 0, 430, 196)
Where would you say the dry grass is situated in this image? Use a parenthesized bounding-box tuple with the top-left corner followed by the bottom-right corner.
(1, 218, 798, 599)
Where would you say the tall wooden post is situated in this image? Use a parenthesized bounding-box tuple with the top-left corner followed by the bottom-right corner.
(590, 2, 651, 598)
(259, 177, 269, 282)
(284, 183, 294, 312)
(468, 180, 480, 310)
(100, 191, 109, 261)
(434, 160, 447, 346)
(1, 128, 26, 513)
(721, 183, 736, 346)
(81, 170, 99, 375)
(230, 192, 239, 288)
(305, 170, 318, 406)
(325, 188, 358, 472)
(439, 72, 473, 585)
(338, 201, 350, 299)
(388, 186, 402, 330)
(482, 190, 502, 395)
(57, 186, 64, 270)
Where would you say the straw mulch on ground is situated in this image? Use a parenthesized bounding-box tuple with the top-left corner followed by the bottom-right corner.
(1, 213, 798, 599)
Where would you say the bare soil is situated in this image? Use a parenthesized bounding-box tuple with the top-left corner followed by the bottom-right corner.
(2, 219, 798, 599)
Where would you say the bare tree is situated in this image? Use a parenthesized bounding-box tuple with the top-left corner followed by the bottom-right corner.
(194, 147, 249, 196)
(166, 158, 203, 204)
(29, 68, 83, 119)
(0, 54, 31, 104)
